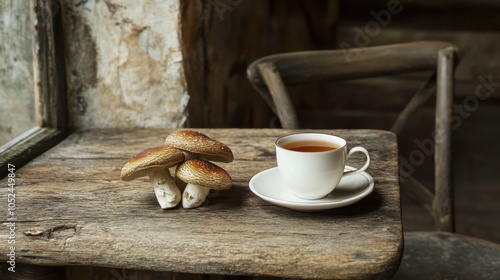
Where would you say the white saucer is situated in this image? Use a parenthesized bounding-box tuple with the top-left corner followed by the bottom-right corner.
(249, 166, 374, 212)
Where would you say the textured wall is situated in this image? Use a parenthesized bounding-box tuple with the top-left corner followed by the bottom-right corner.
(0, 0, 35, 146)
(62, 0, 188, 129)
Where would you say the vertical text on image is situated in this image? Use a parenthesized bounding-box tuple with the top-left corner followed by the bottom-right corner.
(6, 163, 16, 273)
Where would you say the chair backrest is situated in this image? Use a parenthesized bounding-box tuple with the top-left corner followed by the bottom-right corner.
(247, 41, 459, 232)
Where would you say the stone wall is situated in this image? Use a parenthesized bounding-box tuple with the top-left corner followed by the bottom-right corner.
(61, 0, 188, 130)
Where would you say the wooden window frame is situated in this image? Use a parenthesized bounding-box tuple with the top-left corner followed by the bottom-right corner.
(0, 0, 68, 178)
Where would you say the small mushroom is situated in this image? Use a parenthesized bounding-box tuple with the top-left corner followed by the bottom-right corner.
(175, 159, 232, 208)
(121, 145, 184, 209)
(164, 130, 234, 163)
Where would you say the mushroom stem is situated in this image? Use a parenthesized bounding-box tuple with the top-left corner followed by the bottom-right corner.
(181, 151, 197, 161)
(148, 168, 181, 209)
(182, 184, 210, 208)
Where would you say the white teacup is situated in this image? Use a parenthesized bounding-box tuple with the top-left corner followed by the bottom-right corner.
(275, 133, 370, 200)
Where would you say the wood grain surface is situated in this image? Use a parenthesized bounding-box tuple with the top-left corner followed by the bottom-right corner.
(0, 129, 402, 279)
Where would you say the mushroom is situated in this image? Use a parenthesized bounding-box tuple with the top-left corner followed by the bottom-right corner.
(121, 145, 184, 209)
(165, 130, 234, 208)
(164, 130, 234, 163)
(175, 159, 232, 208)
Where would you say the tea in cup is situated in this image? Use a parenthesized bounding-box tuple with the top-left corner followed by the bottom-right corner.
(275, 133, 370, 200)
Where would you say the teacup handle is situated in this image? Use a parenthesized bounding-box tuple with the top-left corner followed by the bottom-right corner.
(343, 147, 370, 176)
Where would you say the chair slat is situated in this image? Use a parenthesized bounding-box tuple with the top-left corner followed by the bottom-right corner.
(434, 47, 457, 232)
(257, 62, 299, 129)
(391, 73, 436, 135)
(248, 41, 454, 86)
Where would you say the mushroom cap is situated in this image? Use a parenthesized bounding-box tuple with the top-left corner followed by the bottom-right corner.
(121, 145, 185, 181)
(175, 159, 232, 190)
(164, 130, 234, 163)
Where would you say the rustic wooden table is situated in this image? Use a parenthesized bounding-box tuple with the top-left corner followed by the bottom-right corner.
(1, 128, 402, 279)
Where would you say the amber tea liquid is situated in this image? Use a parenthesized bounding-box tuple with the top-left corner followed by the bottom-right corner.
(282, 140, 338, 152)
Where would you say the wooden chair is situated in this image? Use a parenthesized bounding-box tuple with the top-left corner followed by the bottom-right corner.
(247, 41, 500, 279)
